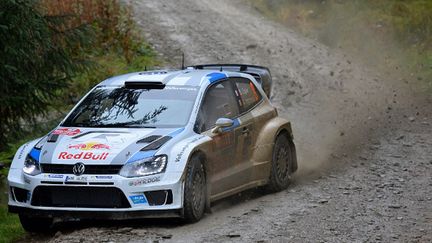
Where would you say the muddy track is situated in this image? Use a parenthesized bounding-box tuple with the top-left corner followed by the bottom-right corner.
(22, 0, 431, 242)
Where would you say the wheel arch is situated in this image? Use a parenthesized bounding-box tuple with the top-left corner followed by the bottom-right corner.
(252, 117, 297, 176)
(182, 146, 212, 213)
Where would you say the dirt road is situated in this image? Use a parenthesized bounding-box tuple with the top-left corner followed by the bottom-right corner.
(23, 0, 431, 242)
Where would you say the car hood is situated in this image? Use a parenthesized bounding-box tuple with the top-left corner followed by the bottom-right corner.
(38, 127, 183, 165)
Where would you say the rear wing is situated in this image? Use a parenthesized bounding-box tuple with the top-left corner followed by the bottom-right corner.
(189, 64, 272, 97)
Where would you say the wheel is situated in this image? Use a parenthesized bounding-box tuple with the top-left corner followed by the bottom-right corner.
(19, 214, 54, 232)
(183, 155, 206, 223)
(267, 133, 294, 192)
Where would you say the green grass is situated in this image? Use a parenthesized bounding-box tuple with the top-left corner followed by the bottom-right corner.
(0, 205, 24, 243)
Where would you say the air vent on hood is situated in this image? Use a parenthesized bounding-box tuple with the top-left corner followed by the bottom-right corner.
(136, 135, 162, 144)
(47, 134, 60, 143)
(141, 136, 172, 151)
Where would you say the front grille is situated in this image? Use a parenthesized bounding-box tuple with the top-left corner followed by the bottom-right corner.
(40, 164, 122, 175)
(31, 186, 130, 208)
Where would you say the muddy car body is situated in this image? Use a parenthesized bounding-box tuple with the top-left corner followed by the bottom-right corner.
(7, 64, 297, 231)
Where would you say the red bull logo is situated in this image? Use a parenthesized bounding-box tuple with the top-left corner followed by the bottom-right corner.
(58, 152, 109, 160)
(53, 128, 81, 136)
(68, 142, 110, 150)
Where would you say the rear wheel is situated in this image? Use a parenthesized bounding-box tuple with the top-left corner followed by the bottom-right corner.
(183, 155, 206, 223)
(19, 214, 54, 232)
(267, 133, 294, 192)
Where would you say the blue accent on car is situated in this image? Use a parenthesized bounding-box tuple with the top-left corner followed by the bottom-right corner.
(129, 194, 148, 204)
(127, 150, 157, 163)
(168, 127, 185, 137)
(207, 72, 227, 83)
(222, 118, 241, 132)
(29, 148, 41, 162)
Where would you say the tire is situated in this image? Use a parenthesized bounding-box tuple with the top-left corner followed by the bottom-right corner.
(19, 214, 54, 232)
(183, 155, 206, 223)
(267, 133, 294, 192)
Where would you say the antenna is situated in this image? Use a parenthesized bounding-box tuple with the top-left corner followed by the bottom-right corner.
(181, 52, 185, 69)
(220, 66, 223, 72)
(144, 66, 147, 71)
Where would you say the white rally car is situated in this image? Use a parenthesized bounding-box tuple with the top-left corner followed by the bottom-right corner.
(8, 64, 297, 231)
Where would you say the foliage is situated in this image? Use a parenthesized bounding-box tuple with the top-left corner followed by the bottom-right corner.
(0, 0, 159, 151)
(250, 0, 432, 91)
(0, 1, 158, 241)
(0, 0, 91, 149)
(0, 205, 23, 243)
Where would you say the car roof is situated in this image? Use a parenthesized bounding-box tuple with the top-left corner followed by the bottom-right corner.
(99, 69, 252, 88)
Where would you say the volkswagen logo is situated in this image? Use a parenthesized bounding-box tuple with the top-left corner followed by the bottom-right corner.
(72, 162, 85, 176)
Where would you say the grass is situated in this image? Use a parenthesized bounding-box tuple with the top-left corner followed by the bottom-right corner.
(0, 206, 23, 243)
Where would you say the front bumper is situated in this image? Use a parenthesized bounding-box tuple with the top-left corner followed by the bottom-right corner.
(9, 206, 181, 220)
(8, 168, 184, 218)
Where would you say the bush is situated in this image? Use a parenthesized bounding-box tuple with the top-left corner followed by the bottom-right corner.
(0, 0, 158, 150)
(0, 0, 91, 149)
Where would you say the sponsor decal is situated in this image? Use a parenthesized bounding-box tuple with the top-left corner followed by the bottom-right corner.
(46, 174, 64, 179)
(214, 132, 233, 149)
(129, 194, 147, 204)
(128, 176, 161, 186)
(53, 128, 81, 136)
(65, 175, 87, 182)
(17, 143, 29, 160)
(165, 86, 198, 91)
(175, 136, 205, 162)
(68, 142, 110, 151)
(58, 151, 109, 160)
(95, 176, 113, 180)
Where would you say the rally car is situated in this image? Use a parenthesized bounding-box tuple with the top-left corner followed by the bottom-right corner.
(8, 64, 297, 231)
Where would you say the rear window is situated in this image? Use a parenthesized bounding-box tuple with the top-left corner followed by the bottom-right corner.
(234, 79, 262, 112)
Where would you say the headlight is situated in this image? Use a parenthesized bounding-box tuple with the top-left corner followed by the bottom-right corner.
(23, 155, 41, 176)
(119, 155, 167, 178)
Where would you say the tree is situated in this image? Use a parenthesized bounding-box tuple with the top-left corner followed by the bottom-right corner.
(0, 0, 90, 149)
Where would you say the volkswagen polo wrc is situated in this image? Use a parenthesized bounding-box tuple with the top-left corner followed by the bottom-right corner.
(8, 64, 297, 231)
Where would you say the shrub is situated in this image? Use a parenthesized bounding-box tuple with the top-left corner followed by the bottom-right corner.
(0, 0, 91, 149)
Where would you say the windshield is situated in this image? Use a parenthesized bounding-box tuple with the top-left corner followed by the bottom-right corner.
(62, 86, 199, 128)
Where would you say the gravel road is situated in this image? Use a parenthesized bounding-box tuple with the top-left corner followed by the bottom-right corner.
(21, 0, 431, 242)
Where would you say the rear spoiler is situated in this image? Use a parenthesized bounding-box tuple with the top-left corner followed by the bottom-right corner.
(189, 64, 272, 97)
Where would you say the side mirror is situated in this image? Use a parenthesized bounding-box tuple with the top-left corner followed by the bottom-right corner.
(212, 118, 234, 134)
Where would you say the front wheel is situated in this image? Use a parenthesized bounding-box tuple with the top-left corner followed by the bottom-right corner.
(183, 155, 206, 223)
(19, 214, 54, 232)
(267, 133, 294, 192)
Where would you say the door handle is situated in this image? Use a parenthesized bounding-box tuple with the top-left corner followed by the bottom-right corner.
(242, 127, 250, 135)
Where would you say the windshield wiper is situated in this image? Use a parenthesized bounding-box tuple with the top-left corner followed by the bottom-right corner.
(66, 122, 157, 128)
(123, 124, 157, 128)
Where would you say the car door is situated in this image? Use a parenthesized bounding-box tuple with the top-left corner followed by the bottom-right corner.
(194, 80, 240, 197)
(230, 78, 263, 187)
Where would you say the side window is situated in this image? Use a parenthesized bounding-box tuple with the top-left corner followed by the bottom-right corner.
(234, 78, 262, 113)
(195, 81, 239, 133)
